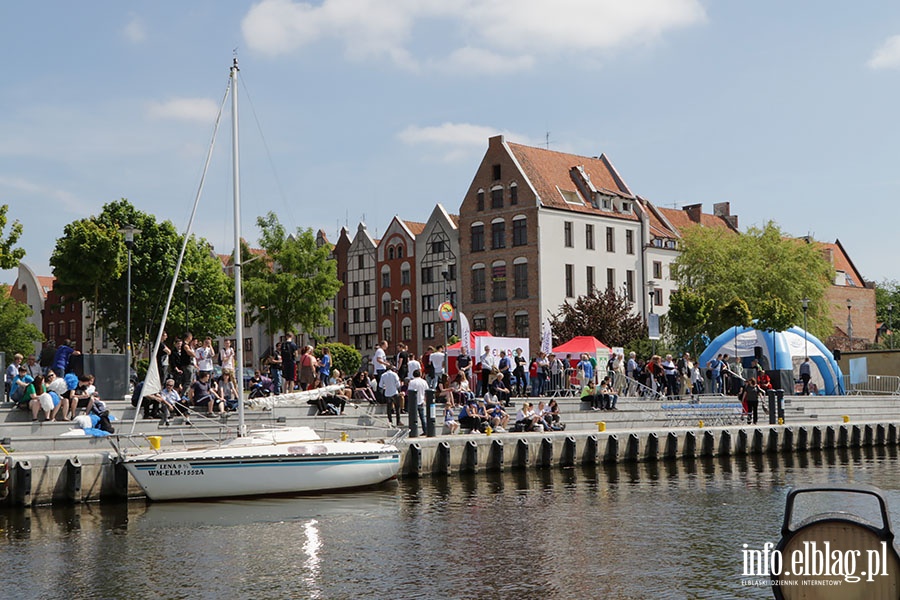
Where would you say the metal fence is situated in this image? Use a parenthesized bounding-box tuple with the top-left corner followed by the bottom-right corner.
(842, 374, 900, 395)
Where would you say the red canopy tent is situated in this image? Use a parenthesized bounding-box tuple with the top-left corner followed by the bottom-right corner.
(552, 336, 611, 368)
(447, 331, 493, 377)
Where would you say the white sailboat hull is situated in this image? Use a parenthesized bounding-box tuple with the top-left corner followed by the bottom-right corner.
(122, 427, 401, 501)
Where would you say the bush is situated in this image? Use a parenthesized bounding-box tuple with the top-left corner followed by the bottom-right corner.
(315, 342, 361, 378)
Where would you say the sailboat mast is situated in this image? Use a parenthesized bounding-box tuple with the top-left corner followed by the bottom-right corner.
(231, 58, 247, 437)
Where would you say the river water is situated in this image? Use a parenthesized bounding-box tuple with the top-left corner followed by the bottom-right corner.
(4, 446, 900, 599)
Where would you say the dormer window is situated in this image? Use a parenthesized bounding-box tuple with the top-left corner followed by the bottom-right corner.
(622, 201, 631, 213)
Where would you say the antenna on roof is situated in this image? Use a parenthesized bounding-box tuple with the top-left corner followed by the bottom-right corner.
(545, 131, 554, 149)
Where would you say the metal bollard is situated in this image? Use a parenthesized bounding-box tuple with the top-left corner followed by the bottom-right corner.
(408, 390, 419, 438)
(426, 389, 436, 438)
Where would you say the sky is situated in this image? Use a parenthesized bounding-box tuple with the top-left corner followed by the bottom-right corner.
(3, 1, 900, 287)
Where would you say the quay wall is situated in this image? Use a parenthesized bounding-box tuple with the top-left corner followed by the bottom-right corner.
(2, 421, 898, 506)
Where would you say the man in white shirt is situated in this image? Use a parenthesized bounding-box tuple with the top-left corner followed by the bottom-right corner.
(378, 365, 403, 427)
(406, 369, 430, 435)
(219, 339, 235, 373)
(429, 344, 446, 387)
(479, 346, 495, 397)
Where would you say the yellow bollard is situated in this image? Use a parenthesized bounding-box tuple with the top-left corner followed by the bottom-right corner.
(698, 420, 704, 428)
(597, 422, 606, 432)
(842, 415, 850, 423)
(485, 425, 493, 436)
(778, 418, 784, 425)
(340, 431, 348, 442)
(147, 436, 162, 450)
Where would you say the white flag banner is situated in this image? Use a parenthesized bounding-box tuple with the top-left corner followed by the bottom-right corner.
(459, 311, 472, 352)
(541, 319, 553, 354)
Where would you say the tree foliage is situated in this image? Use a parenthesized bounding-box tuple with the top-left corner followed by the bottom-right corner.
(243, 212, 342, 338)
(0, 294, 43, 356)
(0, 204, 25, 270)
(50, 199, 234, 356)
(670, 221, 833, 342)
(548, 288, 646, 348)
(315, 342, 362, 377)
(666, 289, 716, 356)
(874, 280, 900, 348)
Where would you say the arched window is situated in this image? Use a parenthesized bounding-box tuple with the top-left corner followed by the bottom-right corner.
(388, 246, 395, 260)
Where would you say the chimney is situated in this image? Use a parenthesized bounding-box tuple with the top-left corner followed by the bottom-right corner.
(713, 202, 738, 229)
(683, 203, 703, 224)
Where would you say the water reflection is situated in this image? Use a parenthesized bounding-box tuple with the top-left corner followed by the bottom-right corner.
(3, 451, 900, 599)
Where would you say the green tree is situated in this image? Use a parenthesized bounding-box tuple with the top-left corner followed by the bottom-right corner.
(315, 342, 362, 377)
(0, 204, 25, 269)
(0, 294, 43, 356)
(670, 221, 833, 341)
(548, 288, 646, 348)
(243, 212, 342, 338)
(50, 218, 125, 350)
(874, 280, 900, 348)
(51, 199, 235, 356)
(666, 289, 716, 356)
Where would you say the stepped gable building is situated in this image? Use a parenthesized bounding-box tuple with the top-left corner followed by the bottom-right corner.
(332, 227, 353, 347)
(377, 217, 424, 356)
(415, 204, 460, 351)
(345, 223, 379, 355)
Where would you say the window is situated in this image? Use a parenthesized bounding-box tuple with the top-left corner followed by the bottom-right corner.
(342, 298, 348, 309)
(627, 270, 636, 302)
(401, 267, 410, 285)
(514, 314, 529, 338)
(423, 322, 435, 339)
(477, 190, 485, 211)
(606, 227, 615, 252)
(402, 297, 411, 313)
(422, 295, 435, 311)
(352, 309, 360, 323)
(626, 230, 634, 255)
(653, 261, 662, 279)
(363, 281, 371, 295)
(654, 288, 662, 306)
(48, 322, 56, 339)
(384, 325, 392, 342)
(357, 255, 365, 269)
(363, 307, 371, 322)
(472, 267, 486, 303)
(421, 266, 434, 283)
(381, 271, 390, 288)
(402, 324, 411, 340)
(491, 264, 507, 301)
(565, 264, 574, 297)
(491, 187, 503, 209)
(514, 263, 528, 298)
(607, 268, 615, 291)
(492, 164, 501, 181)
(382, 299, 391, 315)
(493, 314, 507, 336)
(388, 247, 394, 260)
(471, 224, 485, 252)
(564, 221, 573, 247)
(431, 240, 445, 254)
(586, 224, 594, 250)
(512, 218, 527, 246)
(473, 316, 487, 331)
(587, 266, 595, 294)
(491, 221, 506, 249)
(510, 184, 518, 205)
(397, 245, 403, 258)
(352, 282, 359, 296)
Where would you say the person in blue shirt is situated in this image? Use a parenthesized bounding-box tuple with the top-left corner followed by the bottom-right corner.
(10, 365, 34, 408)
(577, 353, 594, 388)
(319, 348, 332, 387)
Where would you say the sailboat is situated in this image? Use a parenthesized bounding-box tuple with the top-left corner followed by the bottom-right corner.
(117, 60, 400, 501)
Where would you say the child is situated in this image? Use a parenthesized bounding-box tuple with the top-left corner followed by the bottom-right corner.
(444, 404, 460, 435)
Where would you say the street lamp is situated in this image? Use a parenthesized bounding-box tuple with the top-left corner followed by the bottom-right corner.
(647, 282, 657, 355)
(801, 298, 809, 360)
(441, 262, 453, 344)
(183, 280, 194, 334)
(118, 224, 141, 387)
(889, 303, 894, 350)
(846, 298, 853, 350)
(392, 299, 401, 345)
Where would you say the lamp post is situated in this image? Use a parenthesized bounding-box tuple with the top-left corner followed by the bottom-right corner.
(392, 299, 401, 346)
(118, 224, 141, 387)
(846, 298, 853, 350)
(889, 303, 894, 350)
(647, 282, 657, 355)
(441, 262, 453, 345)
(801, 298, 809, 360)
(183, 280, 194, 334)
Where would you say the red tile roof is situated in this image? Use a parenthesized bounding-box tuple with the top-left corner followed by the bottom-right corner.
(506, 142, 638, 219)
(655, 206, 738, 234)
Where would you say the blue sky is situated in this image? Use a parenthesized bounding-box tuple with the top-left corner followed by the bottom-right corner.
(3, 1, 900, 287)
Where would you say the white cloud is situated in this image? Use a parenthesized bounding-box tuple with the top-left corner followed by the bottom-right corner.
(397, 122, 536, 161)
(868, 35, 900, 70)
(0, 176, 89, 214)
(123, 15, 147, 44)
(147, 98, 219, 122)
(242, 0, 706, 72)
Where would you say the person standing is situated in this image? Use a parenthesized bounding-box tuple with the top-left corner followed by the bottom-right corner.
(196, 337, 215, 378)
(799, 358, 812, 395)
(219, 338, 235, 374)
(406, 368, 429, 435)
(513, 348, 527, 396)
(479, 345, 495, 397)
(378, 366, 403, 427)
(268, 342, 283, 394)
(456, 346, 472, 382)
(319, 347, 332, 387)
(281, 333, 298, 393)
(429, 344, 446, 388)
(741, 377, 763, 424)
